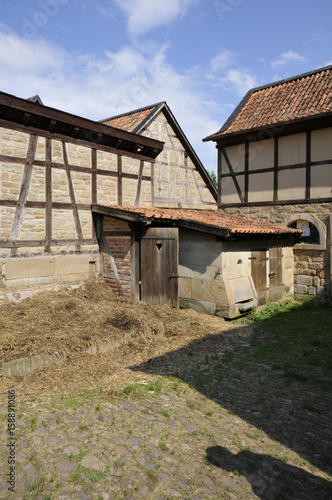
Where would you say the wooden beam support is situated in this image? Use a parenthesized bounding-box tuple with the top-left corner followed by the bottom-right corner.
(273, 137, 278, 202)
(117, 154, 122, 206)
(221, 147, 245, 203)
(10, 134, 38, 241)
(306, 131, 311, 199)
(62, 141, 83, 244)
(217, 147, 222, 205)
(45, 137, 52, 251)
(91, 148, 97, 204)
(102, 236, 124, 296)
(134, 160, 144, 206)
(244, 142, 249, 203)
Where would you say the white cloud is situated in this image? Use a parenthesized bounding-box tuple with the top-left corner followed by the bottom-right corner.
(271, 50, 306, 67)
(0, 29, 220, 171)
(209, 50, 235, 73)
(112, 0, 196, 36)
(219, 68, 258, 96)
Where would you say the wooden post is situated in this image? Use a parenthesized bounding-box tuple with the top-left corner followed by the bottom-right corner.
(45, 137, 52, 252)
(102, 236, 124, 296)
(62, 142, 83, 250)
(10, 134, 38, 242)
(117, 154, 122, 206)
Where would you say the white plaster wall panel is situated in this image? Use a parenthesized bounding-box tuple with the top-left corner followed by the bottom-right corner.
(278, 168, 306, 201)
(222, 174, 245, 204)
(224, 144, 245, 172)
(278, 133, 306, 166)
(311, 165, 332, 199)
(311, 128, 332, 162)
(248, 171, 273, 202)
(249, 139, 274, 170)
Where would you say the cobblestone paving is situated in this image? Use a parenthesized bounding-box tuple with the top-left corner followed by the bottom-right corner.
(0, 375, 331, 500)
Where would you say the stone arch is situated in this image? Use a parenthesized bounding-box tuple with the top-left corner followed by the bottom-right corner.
(286, 214, 326, 250)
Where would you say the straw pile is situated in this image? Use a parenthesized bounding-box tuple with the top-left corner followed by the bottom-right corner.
(0, 280, 183, 363)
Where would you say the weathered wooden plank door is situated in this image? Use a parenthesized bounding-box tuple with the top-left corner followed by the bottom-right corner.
(269, 247, 283, 302)
(251, 250, 268, 305)
(140, 227, 179, 307)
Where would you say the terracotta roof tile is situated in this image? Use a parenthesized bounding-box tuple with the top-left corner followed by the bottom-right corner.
(103, 106, 154, 132)
(111, 206, 301, 236)
(206, 66, 332, 140)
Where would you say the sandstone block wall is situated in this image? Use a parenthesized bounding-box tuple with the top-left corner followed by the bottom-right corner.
(222, 203, 332, 298)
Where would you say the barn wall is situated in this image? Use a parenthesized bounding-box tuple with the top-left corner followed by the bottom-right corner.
(220, 127, 332, 205)
(222, 203, 332, 298)
(140, 111, 217, 209)
(0, 125, 153, 298)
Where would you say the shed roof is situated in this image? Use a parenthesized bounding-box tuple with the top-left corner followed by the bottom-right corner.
(204, 65, 332, 141)
(92, 205, 301, 239)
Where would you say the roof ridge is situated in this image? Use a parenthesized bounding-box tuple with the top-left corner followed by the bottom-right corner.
(99, 101, 165, 124)
(247, 64, 332, 94)
(203, 64, 332, 141)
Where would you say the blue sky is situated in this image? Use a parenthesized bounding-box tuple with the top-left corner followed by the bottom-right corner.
(0, 0, 331, 173)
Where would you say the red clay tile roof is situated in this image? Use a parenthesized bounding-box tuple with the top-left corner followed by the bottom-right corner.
(110, 206, 301, 235)
(101, 103, 163, 132)
(205, 65, 332, 140)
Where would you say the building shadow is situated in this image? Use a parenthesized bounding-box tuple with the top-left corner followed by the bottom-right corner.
(206, 445, 332, 499)
(130, 302, 332, 478)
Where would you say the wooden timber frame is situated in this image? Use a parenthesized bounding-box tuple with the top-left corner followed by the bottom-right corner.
(0, 90, 164, 257)
(212, 115, 332, 208)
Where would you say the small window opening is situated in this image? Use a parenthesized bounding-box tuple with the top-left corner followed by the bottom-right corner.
(237, 259, 242, 264)
(289, 220, 320, 244)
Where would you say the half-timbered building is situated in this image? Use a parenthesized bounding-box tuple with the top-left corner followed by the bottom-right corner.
(0, 91, 301, 316)
(204, 65, 332, 299)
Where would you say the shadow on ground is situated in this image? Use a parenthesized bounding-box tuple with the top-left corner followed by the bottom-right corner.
(130, 302, 332, 495)
(206, 445, 331, 500)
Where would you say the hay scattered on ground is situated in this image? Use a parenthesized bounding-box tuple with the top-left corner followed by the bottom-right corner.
(0, 281, 185, 363)
(0, 280, 243, 401)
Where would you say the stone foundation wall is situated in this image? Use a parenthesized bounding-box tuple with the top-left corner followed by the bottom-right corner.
(222, 203, 332, 299)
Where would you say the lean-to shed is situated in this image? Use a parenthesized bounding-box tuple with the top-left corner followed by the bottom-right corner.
(92, 205, 301, 318)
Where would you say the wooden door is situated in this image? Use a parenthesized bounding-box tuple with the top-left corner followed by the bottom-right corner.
(140, 227, 179, 307)
(251, 250, 268, 305)
(269, 247, 283, 302)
